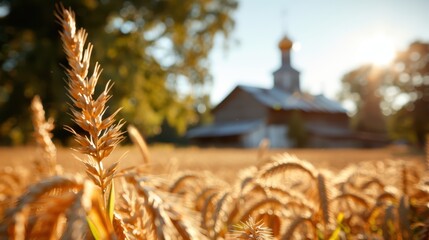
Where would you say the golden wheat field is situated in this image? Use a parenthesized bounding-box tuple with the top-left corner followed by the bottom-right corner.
(2, 5, 429, 240)
(2, 144, 429, 239)
(0, 145, 424, 182)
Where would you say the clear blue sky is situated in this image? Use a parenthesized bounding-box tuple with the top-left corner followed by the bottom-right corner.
(209, 0, 429, 109)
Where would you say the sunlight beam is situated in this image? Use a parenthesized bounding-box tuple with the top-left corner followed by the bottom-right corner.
(358, 33, 396, 66)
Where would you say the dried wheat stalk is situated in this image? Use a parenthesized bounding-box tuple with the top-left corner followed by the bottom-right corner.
(258, 154, 317, 180)
(169, 172, 201, 193)
(0, 176, 86, 238)
(281, 216, 316, 240)
(126, 175, 207, 239)
(30, 95, 57, 176)
(316, 173, 332, 235)
(230, 216, 273, 240)
(238, 198, 285, 223)
(398, 195, 411, 239)
(210, 191, 233, 238)
(127, 124, 150, 165)
(56, 5, 124, 193)
(257, 138, 270, 162)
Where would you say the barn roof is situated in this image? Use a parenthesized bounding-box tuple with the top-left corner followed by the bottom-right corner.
(188, 85, 348, 140)
(236, 85, 347, 113)
(186, 119, 263, 138)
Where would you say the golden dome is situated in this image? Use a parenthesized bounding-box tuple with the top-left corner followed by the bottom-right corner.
(278, 36, 293, 51)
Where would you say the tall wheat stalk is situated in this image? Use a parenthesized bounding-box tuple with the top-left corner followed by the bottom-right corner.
(56, 5, 124, 195)
(127, 124, 150, 165)
(30, 95, 57, 176)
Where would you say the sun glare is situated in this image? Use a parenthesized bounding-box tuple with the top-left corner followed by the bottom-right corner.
(359, 33, 396, 66)
(292, 42, 302, 51)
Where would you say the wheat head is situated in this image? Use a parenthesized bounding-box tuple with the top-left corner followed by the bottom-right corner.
(56, 5, 124, 194)
(30, 95, 57, 176)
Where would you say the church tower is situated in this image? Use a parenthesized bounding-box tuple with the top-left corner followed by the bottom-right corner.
(273, 35, 300, 93)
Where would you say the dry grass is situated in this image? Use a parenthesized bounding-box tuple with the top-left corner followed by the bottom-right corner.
(0, 146, 423, 180)
(30, 95, 57, 176)
(1, 4, 429, 240)
(1, 145, 427, 238)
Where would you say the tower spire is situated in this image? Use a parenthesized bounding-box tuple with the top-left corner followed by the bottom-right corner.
(272, 31, 300, 93)
(281, 10, 288, 35)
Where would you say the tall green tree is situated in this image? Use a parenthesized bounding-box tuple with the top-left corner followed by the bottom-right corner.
(339, 65, 387, 134)
(0, 0, 237, 145)
(387, 41, 429, 146)
(339, 41, 429, 146)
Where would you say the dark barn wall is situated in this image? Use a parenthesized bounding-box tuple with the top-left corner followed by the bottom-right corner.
(190, 135, 242, 147)
(213, 89, 267, 123)
(307, 135, 360, 148)
(267, 109, 350, 127)
(267, 109, 291, 124)
(266, 109, 357, 148)
(302, 112, 350, 127)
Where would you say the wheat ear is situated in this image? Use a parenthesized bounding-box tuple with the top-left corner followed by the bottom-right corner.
(231, 217, 273, 240)
(382, 204, 396, 239)
(56, 5, 124, 193)
(127, 176, 207, 239)
(316, 173, 332, 234)
(258, 154, 317, 180)
(331, 193, 370, 210)
(30, 95, 57, 176)
(257, 138, 270, 162)
(127, 124, 150, 165)
(169, 173, 201, 193)
(398, 195, 411, 240)
(281, 216, 316, 240)
(359, 177, 385, 191)
(211, 191, 233, 239)
(0, 176, 85, 237)
(238, 198, 284, 223)
(374, 191, 397, 206)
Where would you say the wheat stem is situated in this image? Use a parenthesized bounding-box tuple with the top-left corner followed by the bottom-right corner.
(56, 5, 124, 194)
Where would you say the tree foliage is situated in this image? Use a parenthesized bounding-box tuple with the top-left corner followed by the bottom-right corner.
(340, 41, 429, 146)
(339, 65, 387, 133)
(0, 0, 237, 145)
(387, 41, 429, 145)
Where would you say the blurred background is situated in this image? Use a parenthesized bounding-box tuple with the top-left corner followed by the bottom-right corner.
(0, 0, 428, 149)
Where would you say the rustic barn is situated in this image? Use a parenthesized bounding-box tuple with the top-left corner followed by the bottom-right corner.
(187, 35, 358, 148)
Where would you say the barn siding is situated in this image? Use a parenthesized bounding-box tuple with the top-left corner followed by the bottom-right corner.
(268, 110, 350, 125)
(188, 85, 360, 148)
(302, 112, 350, 127)
(267, 124, 292, 148)
(213, 88, 268, 123)
(241, 124, 266, 147)
(307, 136, 359, 148)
